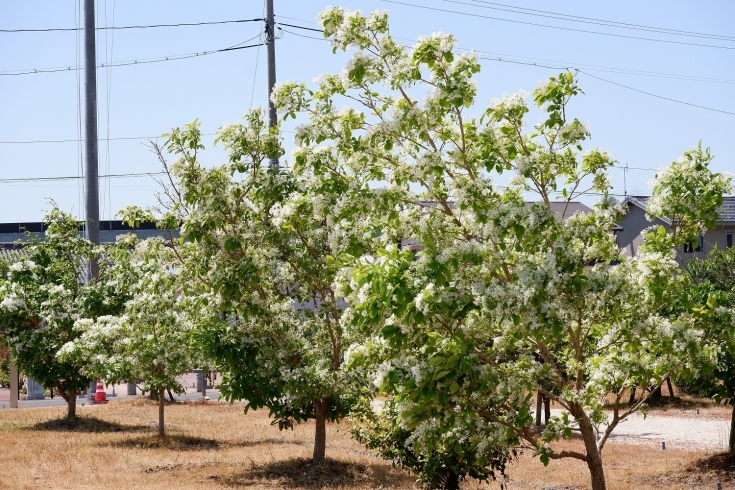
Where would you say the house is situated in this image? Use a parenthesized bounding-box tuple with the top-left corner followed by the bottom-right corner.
(617, 196, 735, 261)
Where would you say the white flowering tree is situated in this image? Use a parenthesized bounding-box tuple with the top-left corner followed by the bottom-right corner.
(129, 110, 373, 462)
(60, 236, 198, 436)
(272, 8, 731, 490)
(0, 208, 133, 419)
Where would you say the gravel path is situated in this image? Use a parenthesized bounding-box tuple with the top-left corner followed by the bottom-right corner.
(548, 408, 732, 451)
(607, 411, 731, 450)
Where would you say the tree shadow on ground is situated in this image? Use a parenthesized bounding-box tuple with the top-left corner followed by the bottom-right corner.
(207, 457, 416, 488)
(104, 434, 220, 451)
(222, 437, 311, 449)
(644, 452, 735, 487)
(30, 416, 150, 433)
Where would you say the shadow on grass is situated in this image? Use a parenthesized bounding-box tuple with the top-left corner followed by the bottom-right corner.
(223, 437, 311, 449)
(105, 434, 220, 451)
(30, 416, 150, 433)
(644, 452, 735, 487)
(208, 457, 415, 488)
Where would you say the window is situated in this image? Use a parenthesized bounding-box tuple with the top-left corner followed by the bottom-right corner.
(683, 234, 704, 254)
(727, 231, 734, 249)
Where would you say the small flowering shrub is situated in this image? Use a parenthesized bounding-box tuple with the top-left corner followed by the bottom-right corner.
(60, 236, 199, 436)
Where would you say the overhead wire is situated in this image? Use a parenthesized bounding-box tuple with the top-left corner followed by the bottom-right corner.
(0, 133, 216, 145)
(0, 39, 265, 77)
(75, 0, 85, 221)
(0, 172, 167, 184)
(382, 0, 735, 50)
(0, 18, 264, 33)
(276, 22, 734, 115)
(449, 0, 735, 42)
(470, 49, 735, 85)
(275, 18, 735, 84)
(103, 0, 117, 222)
(575, 69, 735, 115)
(250, 1, 267, 109)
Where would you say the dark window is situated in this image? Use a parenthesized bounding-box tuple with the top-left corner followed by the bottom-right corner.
(683, 234, 704, 254)
(727, 231, 734, 249)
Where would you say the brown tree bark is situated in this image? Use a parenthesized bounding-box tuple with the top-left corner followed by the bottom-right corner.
(158, 388, 165, 437)
(535, 392, 543, 426)
(312, 398, 328, 463)
(729, 404, 735, 453)
(58, 387, 77, 419)
(577, 409, 607, 490)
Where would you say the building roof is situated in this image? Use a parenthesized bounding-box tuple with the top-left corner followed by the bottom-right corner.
(623, 195, 735, 224)
(546, 201, 592, 219)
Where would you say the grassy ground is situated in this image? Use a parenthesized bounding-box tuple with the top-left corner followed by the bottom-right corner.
(0, 398, 732, 489)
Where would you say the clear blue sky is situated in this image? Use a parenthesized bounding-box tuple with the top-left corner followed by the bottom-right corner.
(1, 1, 733, 222)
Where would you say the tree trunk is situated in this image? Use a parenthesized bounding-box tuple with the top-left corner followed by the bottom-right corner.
(442, 471, 461, 490)
(66, 391, 77, 419)
(650, 384, 662, 401)
(586, 451, 606, 490)
(729, 404, 735, 453)
(544, 396, 551, 424)
(158, 388, 165, 437)
(535, 392, 543, 426)
(313, 398, 328, 463)
(628, 386, 636, 404)
(666, 376, 675, 398)
(57, 387, 77, 419)
(578, 413, 607, 490)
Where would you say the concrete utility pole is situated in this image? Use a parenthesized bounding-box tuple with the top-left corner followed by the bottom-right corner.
(265, 0, 279, 167)
(9, 352, 18, 409)
(84, 0, 100, 266)
(84, 0, 100, 400)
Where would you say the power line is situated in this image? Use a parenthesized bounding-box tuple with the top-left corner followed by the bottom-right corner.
(0, 133, 217, 144)
(0, 172, 166, 184)
(277, 22, 735, 85)
(383, 0, 735, 50)
(274, 26, 735, 114)
(0, 40, 264, 77)
(449, 0, 735, 42)
(474, 56, 734, 114)
(275, 22, 324, 33)
(576, 69, 735, 115)
(280, 28, 327, 41)
(0, 18, 264, 33)
(471, 49, 735, 85)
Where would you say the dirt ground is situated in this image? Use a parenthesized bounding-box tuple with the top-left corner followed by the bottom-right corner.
(0, 399, 733, 489)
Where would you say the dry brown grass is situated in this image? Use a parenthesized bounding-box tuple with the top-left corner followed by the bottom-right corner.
(0, 399, 731, 489)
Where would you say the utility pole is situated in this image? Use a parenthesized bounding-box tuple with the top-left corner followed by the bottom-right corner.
(265, 0, 279, 167)
(9, 352, 18, 409)
(84, 0, 100, 401)
(84, 0, 100, 264)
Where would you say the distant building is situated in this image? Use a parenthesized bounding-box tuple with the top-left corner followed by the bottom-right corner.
(617, 196, 735, 261)
(0, 220, 178, 251)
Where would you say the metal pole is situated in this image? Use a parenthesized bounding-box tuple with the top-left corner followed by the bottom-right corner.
(84, 0, 100, 402)
(265, 0, 279, 167)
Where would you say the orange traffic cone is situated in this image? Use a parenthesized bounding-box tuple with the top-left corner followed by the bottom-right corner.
(93, 380, 108, 405)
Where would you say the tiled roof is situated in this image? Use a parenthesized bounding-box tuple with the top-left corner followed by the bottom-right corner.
(0, 247, 26, 263)
(624, 195, 735, 223)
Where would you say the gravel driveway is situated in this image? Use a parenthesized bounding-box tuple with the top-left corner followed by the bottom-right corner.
(549, 408, 732, 451)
